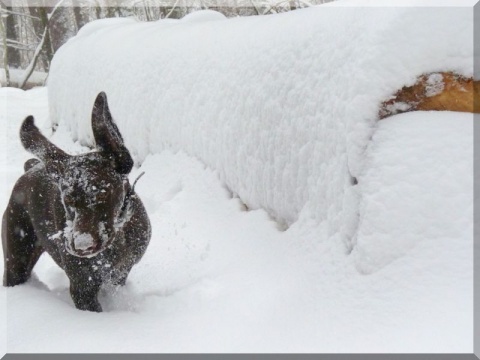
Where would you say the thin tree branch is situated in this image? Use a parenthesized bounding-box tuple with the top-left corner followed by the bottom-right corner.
(19, 0, 67, 89)
(165, 0, 181, 18)
(6, 44, 36, 51)
(6, 38, 35, 47)
(0, 9, 41, 21)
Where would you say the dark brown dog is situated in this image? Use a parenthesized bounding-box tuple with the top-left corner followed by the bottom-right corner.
(2, 92, 151, 312)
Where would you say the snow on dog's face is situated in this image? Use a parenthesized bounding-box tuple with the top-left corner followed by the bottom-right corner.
(59, 154, 127, 257)
(20, 92, 134, 258)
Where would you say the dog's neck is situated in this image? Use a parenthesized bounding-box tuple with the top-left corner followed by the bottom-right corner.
(115, 171, 145, 230)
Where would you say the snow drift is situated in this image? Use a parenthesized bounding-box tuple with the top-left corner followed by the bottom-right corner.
(1, 88, 473, 352)
(48, 2, 473, 266)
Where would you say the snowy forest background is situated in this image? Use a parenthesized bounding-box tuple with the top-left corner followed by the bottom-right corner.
(0, 0, 332, 88)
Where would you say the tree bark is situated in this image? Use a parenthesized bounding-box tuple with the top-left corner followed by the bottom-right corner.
(0, 10, 11, 86)
(49, 6, 71, 52)
(5, 6, 21, 69)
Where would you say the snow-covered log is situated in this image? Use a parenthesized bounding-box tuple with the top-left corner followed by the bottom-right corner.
(48, 1, 474, 239)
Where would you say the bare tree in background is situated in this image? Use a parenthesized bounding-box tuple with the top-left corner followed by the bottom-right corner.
(72, 0, 86, 31)
(17, 0, 66, 88)
(0, 9, 10, 86)
(0, 0, 89, 88)
(0, 4, 44, 86)
(5, 6, 22, 68)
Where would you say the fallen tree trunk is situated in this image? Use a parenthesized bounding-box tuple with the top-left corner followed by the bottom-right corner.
(380, 72, 479, 119)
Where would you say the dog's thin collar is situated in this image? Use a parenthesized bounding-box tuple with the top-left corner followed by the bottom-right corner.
(118, 171, 145, 223)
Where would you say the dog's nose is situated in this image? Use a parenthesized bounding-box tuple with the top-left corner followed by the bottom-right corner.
(73, 232, 95, 251)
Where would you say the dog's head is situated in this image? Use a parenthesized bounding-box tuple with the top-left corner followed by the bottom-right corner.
(20, 92, 134, 258)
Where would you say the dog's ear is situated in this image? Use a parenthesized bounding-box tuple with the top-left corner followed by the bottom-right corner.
(91, 92, 133, 174)
(20, 116, 68, 176)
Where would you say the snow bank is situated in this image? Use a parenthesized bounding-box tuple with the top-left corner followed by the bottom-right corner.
(354, 111, 473, 273)
(0, 89, 473, 352)
(48, 2, 473, 239)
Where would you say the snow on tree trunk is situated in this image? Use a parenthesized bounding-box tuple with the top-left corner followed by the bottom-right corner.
(47, 4, 474, 241)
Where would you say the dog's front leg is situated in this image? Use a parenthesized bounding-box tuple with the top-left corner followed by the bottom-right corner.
(69, 276, 102, 312)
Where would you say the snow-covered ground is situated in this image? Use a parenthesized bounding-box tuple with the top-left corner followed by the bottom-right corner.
(0, 88, 473, 353)
(0, 0, 475, 354)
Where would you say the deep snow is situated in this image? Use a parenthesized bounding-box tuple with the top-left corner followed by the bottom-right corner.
(355, 112, 473, 274)
(0, 0, 475, 354)
(0, 87, 473, 353)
